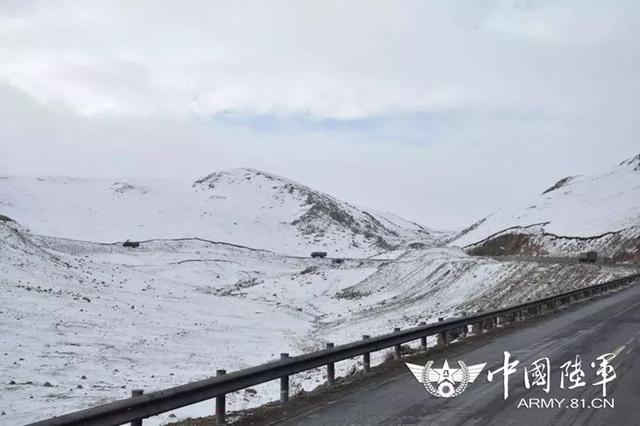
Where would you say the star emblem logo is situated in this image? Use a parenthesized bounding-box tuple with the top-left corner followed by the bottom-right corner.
(406, 359, 486, 398)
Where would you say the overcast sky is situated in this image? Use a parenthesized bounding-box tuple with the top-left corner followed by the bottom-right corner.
(1, 0, 639, 229)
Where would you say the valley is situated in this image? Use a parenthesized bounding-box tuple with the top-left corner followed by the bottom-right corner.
(1, 154, 639, 424)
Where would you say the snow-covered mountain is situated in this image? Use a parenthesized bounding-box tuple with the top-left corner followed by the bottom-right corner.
(1, 217, 634, 425)
(3, 156, 640, 424)
(452, 154, 640, 261)
(0, 168, 437, 257)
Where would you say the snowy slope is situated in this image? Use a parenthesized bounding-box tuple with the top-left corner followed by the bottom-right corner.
(365, 209, 449, 243)
(3, 157, 639, 424)
(452, 154, 640, 260)
(0, 219, 377, 424)
(0, 169, 434, 257)
(1, 219, 635, 425)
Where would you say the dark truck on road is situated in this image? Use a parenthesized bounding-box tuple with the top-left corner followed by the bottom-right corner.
(578, 251, 598, 263)
(311, 251, 327, 258)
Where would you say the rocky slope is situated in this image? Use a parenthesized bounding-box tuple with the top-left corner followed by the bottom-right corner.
(452, 154, 640, 261)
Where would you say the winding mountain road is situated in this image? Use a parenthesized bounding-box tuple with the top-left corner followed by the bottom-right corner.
(276, 283, 640, 426)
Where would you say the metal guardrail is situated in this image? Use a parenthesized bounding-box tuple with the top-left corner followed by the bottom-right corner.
(29, 273, 640, 426)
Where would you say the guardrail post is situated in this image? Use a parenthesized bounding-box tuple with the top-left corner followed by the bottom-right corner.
(326, 343, 335, 385)
(280, 353, 289, 403)
(362, 335, 371, 372)
(419, 322, 427, 351)
(394, 328, 402, 358)
(131, 389, 143, 426)
(280, 353, 289, 404)
(437, 318, 447, 348)
(472, 322, 481, 335)
(215, 370, 226, 424)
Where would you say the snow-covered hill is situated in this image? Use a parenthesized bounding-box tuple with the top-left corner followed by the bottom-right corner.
(452, 154, 640, 261)
(3, 157, 639, 424)
(0, 169, 437, 257)
(1, 218, 635, 424)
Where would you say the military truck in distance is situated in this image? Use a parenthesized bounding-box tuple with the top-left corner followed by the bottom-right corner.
(123, 240, 141, 248)
(311, 251, 327, 259)
(578, 251, 598, 264)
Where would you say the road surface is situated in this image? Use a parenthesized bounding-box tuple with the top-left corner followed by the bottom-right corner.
(276, 282, 640, 426)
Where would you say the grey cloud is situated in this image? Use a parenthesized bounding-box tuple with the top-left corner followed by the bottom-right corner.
(1, 1, 639, 228)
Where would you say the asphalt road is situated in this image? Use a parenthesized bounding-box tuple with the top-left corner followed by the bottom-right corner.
(277, 283, 640, 426)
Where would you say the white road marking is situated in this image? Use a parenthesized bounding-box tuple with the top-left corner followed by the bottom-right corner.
(611, 299, 640, 319)
(613, 345, 626, 357)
